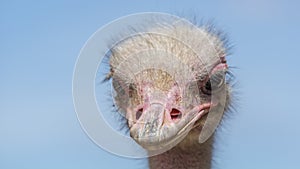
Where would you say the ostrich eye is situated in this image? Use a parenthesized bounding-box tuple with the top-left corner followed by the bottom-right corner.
(204, 80, 212, 92)
(201, 71, 225, 95)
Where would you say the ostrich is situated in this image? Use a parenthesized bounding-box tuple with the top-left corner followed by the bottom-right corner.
(106, 18, 233, 169)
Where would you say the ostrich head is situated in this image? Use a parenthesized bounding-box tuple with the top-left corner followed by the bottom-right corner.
(108, 21, 232, 155)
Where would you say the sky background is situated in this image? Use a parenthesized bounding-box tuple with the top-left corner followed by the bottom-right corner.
(1, 0, 300, 169)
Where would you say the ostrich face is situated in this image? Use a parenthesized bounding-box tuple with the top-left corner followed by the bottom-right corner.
(118, 61, 228, 151)
(110, 24, 230, 152)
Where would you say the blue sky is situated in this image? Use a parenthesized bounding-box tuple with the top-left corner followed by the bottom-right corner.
(1, 0, 300, 169)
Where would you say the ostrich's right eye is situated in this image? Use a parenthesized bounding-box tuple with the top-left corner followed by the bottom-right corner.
(201, 70, 225, 95)
(201, 79, 212, 95)
(203, 80, 212, 94)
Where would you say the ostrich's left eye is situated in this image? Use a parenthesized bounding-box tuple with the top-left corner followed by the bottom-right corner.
(201, 71, 226, 95)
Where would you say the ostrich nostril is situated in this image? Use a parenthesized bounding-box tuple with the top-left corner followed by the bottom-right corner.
(136, 108, 143, 120)
(170, 108, 182, 121)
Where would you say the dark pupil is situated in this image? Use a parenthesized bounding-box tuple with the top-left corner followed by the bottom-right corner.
(205, 80, 212, 91)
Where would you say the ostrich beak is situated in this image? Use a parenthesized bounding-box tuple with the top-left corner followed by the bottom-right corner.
(135, 103, 165, 138)
(129, 100, 208, 151)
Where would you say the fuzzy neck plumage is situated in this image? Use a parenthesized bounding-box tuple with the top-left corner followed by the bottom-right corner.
(148, 132, 214, 169)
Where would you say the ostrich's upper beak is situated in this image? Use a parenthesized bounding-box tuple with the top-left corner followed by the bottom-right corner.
(129, 99, 208, 151)
(132, 103, 165, 141)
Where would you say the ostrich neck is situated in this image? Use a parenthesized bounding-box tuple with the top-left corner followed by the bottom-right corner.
(148, 135, 214, 169)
